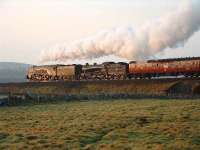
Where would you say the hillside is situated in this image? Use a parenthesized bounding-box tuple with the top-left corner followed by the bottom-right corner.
(0, 62, 30, 83)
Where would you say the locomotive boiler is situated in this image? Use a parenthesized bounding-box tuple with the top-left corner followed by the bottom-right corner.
(27, 57, 200, 81)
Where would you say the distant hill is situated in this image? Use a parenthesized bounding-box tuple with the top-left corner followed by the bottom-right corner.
(0, 62, 31, 83)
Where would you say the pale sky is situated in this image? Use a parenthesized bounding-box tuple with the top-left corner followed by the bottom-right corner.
(0, 0, 200, 64)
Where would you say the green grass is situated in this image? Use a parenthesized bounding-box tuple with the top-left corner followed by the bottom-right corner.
(0, 99, 199, 150)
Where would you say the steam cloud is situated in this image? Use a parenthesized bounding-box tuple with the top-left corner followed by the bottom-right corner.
(40, 0, 200, 62)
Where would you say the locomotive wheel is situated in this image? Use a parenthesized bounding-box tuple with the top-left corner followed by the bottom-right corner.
(111, 75, 115, 80)
(118, 75, 122, 80)
(95, 77, 101, 80)
(45, 75, 50, 80)
(54, 76, 58, 80)
(42, 75, 46, 81)
(38, 75, 42, 81)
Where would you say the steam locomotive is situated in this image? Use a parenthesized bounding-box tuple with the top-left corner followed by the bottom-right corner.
(27, 57, 200, 81)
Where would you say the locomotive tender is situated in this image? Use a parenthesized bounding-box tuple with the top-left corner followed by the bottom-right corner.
(27, 57, 200, 81)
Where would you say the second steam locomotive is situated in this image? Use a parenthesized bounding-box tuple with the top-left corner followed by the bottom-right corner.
(27, 57, 200, 81)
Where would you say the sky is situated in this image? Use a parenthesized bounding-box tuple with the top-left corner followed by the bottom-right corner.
(0, 0, 200, 64)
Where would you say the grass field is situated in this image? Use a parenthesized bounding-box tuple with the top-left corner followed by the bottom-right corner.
(0, 99, 200, 150)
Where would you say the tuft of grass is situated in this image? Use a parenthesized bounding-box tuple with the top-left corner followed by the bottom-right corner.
(0, 132, 9, 140)
(147, 133, 174, 144)
(192, 136, 200, 145)
(127, 132, 144, 141)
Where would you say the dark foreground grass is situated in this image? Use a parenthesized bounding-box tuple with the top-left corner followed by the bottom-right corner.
(0, 99, 199, 150)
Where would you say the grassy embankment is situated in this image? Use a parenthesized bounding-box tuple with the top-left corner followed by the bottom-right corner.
(0, 99, 200, 150)
(0, 80, 179, 106)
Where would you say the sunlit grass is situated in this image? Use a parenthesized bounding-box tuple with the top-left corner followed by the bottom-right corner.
(0, 99, 199, 149)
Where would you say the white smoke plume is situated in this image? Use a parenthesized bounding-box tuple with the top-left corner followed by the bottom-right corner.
(40, 0, 200, 62)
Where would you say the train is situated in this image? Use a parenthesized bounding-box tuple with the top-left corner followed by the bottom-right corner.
(27, 57, 200, 81)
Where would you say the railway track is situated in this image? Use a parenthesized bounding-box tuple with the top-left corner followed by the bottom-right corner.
(0, 77, 200, 86)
